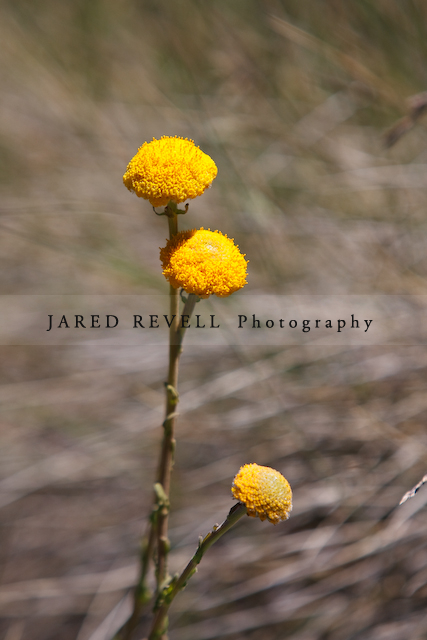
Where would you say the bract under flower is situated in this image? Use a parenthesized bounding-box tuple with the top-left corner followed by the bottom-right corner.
(232, 463, 292, 524)
(123, 136, 218, 207)
(160, 228, 248, 298)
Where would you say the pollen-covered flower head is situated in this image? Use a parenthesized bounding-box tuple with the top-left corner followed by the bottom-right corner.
(160, 228, 248, 298)
(232, 463, 292, 525)
(123, 136, 218, 207)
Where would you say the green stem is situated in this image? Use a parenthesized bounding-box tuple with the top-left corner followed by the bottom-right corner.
(155, 206, 198, 593)
(148, 503, 247, 640)
(115, 201, 195, 640)
(155, 279, 180, 593)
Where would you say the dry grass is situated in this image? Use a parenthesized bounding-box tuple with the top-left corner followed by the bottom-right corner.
(1, 1, 427, 639)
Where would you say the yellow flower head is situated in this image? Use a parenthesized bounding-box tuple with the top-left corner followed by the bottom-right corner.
(160, 228, 248, 298)
(231, 463, 292, 525)
(123, 136, 218, 207)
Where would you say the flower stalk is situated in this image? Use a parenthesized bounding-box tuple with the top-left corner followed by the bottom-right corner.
(148, 503, 248, 640)
(155, 206, 180, 592)
(156, 204, 201, 593)
(116, 203, 199, 640)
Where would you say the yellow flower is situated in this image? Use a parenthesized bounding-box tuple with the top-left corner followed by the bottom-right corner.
(123, 136, 218, 207)
(231, 463, 292, 525)
(160, 228, 248, 298)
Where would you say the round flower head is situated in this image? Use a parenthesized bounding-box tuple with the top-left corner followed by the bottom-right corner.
(160, 228, 248, 298)
(123, 136, 218, 207)
(232, 463, 292, 525)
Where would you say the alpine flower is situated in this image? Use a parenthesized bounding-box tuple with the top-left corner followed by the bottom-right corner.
(123, 136, 217, 207)
(160, 228, 248, 298)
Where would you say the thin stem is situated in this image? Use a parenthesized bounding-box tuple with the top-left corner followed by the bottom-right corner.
(155, 203, 187, 593)
(115, 202, 195, 640)
(148, 503, 247, 640)
(155, 293, 199, 591)
(155, 279, 180, 591)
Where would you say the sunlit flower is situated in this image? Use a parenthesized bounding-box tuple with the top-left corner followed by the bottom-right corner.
(123, 136, 218, 207)
(160, 228, 248, 298)
(231, 463, 292, 524)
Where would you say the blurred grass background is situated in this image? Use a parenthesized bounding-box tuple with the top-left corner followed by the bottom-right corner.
(1, 1, 427, 639)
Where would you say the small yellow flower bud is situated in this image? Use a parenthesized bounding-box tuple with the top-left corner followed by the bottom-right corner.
(232, 463, 292, 525)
